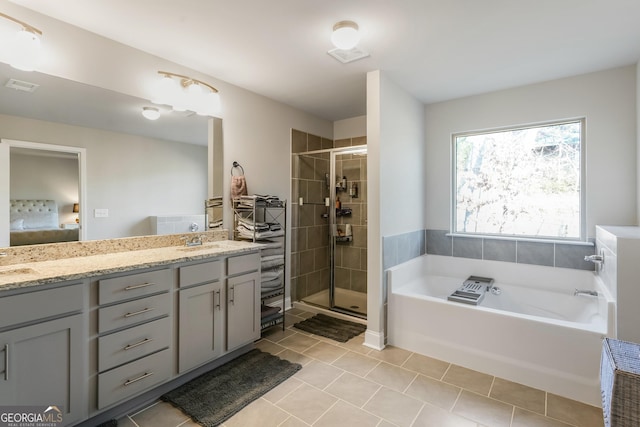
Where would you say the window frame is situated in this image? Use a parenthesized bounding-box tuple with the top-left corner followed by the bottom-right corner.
(450, 118, 587, 242)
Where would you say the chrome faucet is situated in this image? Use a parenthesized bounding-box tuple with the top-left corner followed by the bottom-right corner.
(574, 288, 598, 297)
(181, 235, 205, 247)
(584, 254, 604, 264)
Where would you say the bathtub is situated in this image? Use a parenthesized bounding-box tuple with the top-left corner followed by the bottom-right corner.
(387, 254, 616, 406)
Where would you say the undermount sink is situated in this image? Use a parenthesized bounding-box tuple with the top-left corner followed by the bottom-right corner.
(177, 244, 223, 252)
(0, 267, 38, 276)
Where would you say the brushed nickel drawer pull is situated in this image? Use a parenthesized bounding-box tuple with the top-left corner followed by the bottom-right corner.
(123, 371, 154, 386)
(3, 344, 8, 381)
(124, 338, 153, 351)
(229, 286, 235, 306)
(215, 290, 221, 310)
(124, 282, 154, 291)
(124, 307, 155, 318)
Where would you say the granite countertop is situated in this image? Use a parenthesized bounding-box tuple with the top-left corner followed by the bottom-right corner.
(0, 240, 263, 292)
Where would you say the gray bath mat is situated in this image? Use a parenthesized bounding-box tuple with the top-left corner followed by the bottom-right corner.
(161, 349, 301, 426)
(294, 313, 366, 342)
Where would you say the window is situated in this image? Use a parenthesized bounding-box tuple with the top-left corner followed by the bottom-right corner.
(453, 119, 584, 240)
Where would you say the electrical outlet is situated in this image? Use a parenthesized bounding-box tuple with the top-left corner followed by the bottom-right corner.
(94, 208, 109, 218)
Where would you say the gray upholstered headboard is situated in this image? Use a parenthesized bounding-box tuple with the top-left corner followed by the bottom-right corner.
(10, 199, 59, 230)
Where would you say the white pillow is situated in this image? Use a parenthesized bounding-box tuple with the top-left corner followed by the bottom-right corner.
(10, 219, 24, 230)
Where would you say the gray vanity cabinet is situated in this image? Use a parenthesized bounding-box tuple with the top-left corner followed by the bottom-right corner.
(0, 284, 86, 426)
(178, 260, 224, 373)
(226, 253, 261, 352)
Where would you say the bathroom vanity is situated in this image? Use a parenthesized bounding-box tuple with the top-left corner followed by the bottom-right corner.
(0, 236, 262, 426)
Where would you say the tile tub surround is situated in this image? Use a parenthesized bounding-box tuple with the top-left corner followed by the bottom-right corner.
(117, 308, 605, 427)
(0, 233, 261, 291)
(0, 229, 229, 265)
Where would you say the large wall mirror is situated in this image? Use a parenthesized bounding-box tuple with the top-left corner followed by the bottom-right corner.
(0, 62, 223, 247)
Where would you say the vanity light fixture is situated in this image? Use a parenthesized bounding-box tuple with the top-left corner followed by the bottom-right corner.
(151, 71, 220, 116)
(141, 106, 160, 120)
(0, 12, 43, 71)
(331, 20, 360, 50)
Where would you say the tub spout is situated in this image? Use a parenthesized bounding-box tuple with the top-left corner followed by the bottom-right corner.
(574, 289, 598, 297)
(584, 254, 604, 264)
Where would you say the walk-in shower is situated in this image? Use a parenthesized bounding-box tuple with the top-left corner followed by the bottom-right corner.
(291, 136, 367, 318)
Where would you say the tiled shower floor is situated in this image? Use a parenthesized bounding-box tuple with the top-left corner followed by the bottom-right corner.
(116, 308, 604, 427)
(302, 288, 367, 316)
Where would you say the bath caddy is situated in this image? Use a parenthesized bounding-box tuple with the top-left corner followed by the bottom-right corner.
(447, 276, 494, 305)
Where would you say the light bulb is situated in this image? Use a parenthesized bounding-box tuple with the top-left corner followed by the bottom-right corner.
(10, 28, 41, 71)
(153, 74, 180, 106)
(141, 107, 160, 120)
(331, 21, 360, 50)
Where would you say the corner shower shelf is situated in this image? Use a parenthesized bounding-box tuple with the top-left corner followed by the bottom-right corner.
(232, 196, 287, 333)
(336, 208, 352, 216)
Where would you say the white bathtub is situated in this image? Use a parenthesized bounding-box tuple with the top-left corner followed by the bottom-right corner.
(387, 254, 616, 406)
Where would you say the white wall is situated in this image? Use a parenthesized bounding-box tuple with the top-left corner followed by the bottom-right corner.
(425, 65, 638, 236)
(10, 152, 79, 225)
(637, 62, 640, 223)
(0, 114, 207, 241)
(334, 116, 367, 140)
(366, 70, 426, 349)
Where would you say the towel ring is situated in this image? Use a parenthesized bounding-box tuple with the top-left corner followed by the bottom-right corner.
(231, 161, 245, 176)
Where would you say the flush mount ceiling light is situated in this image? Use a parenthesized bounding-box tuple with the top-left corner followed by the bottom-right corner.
(0, 12, 43, 71)
(151, 71, 220, 116)
(141, 106, 160, 120)
(331, 20, 360, 50)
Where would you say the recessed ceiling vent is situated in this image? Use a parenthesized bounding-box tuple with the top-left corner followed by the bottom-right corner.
(327, 47, 370, 64)
(5, 78, 39, 93)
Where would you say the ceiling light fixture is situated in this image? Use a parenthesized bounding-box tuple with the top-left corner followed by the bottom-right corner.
(151, 71, 220, 116)
(331, 20, 360, 50)
(141, 106, 160, 120)
(0, 12, 43, 71)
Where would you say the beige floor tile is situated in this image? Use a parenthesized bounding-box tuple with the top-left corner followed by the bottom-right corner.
(178, 419, 201, 427)
(337, 334, 372, 355)
(314, 400, 380, 427)
(512, 407, 573, 427)
(331, 350, 380, 377)
(376, 421, 397, 427)
(277, 349, 314, 366)
(297, 311, 316, 319)
(130, 401, 189, 427)
(367, 345, 412, 366)
(405, 373, 462, 410)
(402, 352, 450, 380)
(413, 402, 480, 427)
(279, 416, 311, 426)
(279, 332, 321, 353)
(490, 377, 546, 415)
(294, 359, 344, 389)
(255, 339, 286, 355)
(262, 327, 297, 343)
(325, 372, 381, 407)
(363, 387, 424, 427)
(224, 397, 289, 427)
(287, 308, 306, 316)
(285, 313, 306, 327)
(303, 341, 348, 363)
(443, 364, 494, 396)
(262, 377, 304, 404)
(276, 383, 338, 424)
(365, 362, 417, 392)
(452, 390, 514, 427)
(546, 393, 604, 427)
(115, 416, 137, 427)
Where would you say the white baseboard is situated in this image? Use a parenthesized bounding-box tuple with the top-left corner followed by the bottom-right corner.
(363, 329, 385, 350)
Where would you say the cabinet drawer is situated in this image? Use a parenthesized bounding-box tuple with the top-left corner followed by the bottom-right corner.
(179, 260, 221, 288)
(98, 317, 171, 372)
(98, 293, 170, 334)
(98, 348, 171, 409)
(99, 269, 171, 305)
(227, 252, 260, 276)
(0, 283, 83, 329)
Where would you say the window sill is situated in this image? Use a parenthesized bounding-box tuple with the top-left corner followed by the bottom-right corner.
(446, 233, 594, 246)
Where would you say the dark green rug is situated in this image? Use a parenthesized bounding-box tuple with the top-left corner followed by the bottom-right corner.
(294, 313, 366, 342)
(162, 349, 301, 426)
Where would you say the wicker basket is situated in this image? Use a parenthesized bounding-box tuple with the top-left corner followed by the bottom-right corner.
(601, 338, 640, 426)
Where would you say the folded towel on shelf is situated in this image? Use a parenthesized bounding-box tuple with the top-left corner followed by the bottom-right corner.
(260, 305, 281, 318)
(237, 225, 285, 240)
(261, 267, 284, 282)
(237, 217, 270, 231)
(261, 255, 285, 269)
(261, 277, 283, 290)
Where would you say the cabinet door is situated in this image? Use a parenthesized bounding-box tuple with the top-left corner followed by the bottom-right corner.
(178, 281, 224, 373)
(226, 271, 260, 351)
(0, 314, 85, 426)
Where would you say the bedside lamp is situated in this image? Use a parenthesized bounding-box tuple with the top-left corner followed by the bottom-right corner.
(73, 203, 79, 223)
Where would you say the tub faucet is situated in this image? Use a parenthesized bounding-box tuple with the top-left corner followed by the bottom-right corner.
(574, 289, 598, 297)
(584, 254, 604, 264)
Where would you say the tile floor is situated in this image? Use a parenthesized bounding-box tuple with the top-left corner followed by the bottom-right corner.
(117, 308, 604, 427)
